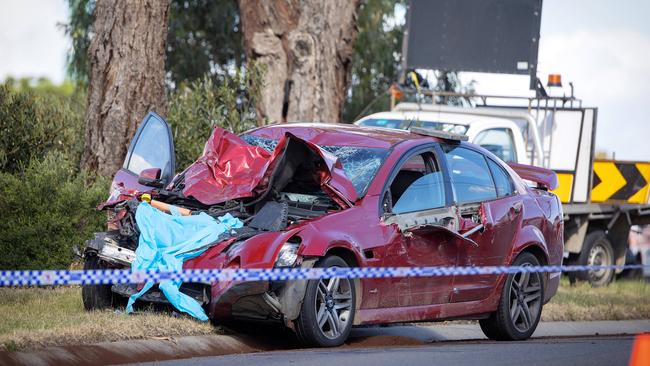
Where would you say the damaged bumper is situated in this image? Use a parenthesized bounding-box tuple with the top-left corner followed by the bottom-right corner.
(86, 230, 315, 325)
(84, 232, 136, 267)
(209, 259, 316, 324)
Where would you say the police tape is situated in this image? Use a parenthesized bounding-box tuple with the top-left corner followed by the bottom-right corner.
(0, 264, 648, 287)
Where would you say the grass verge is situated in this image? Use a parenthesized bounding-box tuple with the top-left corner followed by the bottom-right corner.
(0, 287, 218, 352)
(542, 278, 650, 321)
(1, 279, 648, 351)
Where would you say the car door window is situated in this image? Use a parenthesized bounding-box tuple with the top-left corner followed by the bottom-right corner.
(443, 145, 497, 204)
(389, 153, 445, 214)
(487, 158, 515, 197)
(125, 114, 173, 179)
(474, 128, 517, 162)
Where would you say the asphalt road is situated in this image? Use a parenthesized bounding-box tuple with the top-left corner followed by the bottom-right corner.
(132, 336, 634, 366)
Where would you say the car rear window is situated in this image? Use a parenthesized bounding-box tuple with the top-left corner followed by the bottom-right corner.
(241, 135, 388, 197)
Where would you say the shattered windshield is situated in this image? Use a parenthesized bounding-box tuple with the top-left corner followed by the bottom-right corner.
(241, 135, 388, 196)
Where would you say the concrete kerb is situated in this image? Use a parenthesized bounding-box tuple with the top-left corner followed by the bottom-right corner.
(1, 334, 274, 366)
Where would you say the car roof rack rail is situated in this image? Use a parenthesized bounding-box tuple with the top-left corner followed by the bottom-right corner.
(408, 126, 468, 142)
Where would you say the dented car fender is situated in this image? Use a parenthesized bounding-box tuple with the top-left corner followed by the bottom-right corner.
(227, 228, 304, 268)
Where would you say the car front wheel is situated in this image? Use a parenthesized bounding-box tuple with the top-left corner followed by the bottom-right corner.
(294, 255, 356, 347)
(81, 255, 119, 310)
(480, 252, 544, 341)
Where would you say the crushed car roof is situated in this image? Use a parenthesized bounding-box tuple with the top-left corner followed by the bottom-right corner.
(245, 122, 435, 149)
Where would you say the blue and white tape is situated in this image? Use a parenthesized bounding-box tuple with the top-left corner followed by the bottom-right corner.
(0, 264, 647, 287)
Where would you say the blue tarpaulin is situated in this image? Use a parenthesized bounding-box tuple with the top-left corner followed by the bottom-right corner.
(126, 202, 243, 320)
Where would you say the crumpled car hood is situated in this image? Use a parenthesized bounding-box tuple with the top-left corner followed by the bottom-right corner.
(180, 127, 359, 206)
(180, 128, 271, 205)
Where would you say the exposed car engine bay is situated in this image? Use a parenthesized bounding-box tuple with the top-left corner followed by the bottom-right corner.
(83, 130, 362, 314)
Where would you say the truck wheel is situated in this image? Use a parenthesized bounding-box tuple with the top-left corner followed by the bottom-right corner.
(480, 252, 544, 341)
(576, 230, 614, 287)
(294, 255, 355, 347)
(81, 255, 116, 310)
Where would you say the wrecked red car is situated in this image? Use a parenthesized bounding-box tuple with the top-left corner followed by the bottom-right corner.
(82, 112, 563, 347)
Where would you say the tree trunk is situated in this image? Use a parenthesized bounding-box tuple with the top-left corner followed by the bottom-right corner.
(81, 0, 170, 176)
(239, 0, 361, 125)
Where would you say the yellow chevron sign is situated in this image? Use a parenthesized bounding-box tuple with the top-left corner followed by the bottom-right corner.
(591, 161, 650, 203)
(550, 162, 650, 204)
(551, 173, 573, 203)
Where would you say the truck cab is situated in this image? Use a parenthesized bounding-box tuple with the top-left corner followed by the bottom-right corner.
(356, 109, 528, 165)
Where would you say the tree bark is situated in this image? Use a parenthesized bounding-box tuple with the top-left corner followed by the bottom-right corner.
(81, 0, 170, 176)
(239, 0, 361, 125)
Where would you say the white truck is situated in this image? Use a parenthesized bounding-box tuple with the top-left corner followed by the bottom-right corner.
(356, 92, 650, 286)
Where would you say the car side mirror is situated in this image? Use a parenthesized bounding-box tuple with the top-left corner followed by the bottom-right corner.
(138, 167, 164, 188)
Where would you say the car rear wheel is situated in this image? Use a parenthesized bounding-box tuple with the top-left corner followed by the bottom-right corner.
(294, 255, 356, 347)
(480, 252, 544, 341)
(81, 255, 119, 310)
(575, 230, 615, 287)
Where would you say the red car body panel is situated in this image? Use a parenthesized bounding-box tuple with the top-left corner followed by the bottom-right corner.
(507, 162, 559, 191)
(115, 122, 563, 326)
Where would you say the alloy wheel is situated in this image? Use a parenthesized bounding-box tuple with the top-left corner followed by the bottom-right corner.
(508, 264, 543, 333)
(314, 272, 353, 340)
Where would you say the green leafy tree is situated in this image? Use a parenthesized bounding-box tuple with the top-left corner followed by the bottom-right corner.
(167, 65, 264, 169)
(62, 0, 95, 84)
(166, 0, 244, 86)
(63, 0, 244, 87)
(343, 0, 406, 122)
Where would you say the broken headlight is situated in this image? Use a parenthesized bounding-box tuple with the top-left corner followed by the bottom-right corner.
(275, 243, 299, 267)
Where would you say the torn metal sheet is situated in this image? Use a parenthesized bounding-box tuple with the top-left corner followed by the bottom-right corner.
(181, 128, 271, 205)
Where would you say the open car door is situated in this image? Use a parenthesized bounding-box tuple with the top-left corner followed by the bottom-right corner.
(108, 112, 175, 198)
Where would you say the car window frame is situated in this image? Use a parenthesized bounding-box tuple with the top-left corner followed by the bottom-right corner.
(122, 112, 176, 184)
(441, 143, 510, 207)
(485, 156, 517, 198)
(378, 143, 453, 217)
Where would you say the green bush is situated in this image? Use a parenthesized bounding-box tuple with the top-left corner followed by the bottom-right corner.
(0, 83, 86, 173)
(0, 152, 109, 270)
(0, 80, 105, 270)
(167, 66, 263, 169)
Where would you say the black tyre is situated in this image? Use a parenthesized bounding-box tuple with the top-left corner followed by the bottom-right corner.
(81, 255, 117, 310)
(480, 252, 544, 341)
(294, 255, 356, 347)
(575, 230, 615, 287)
